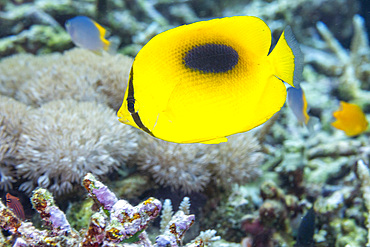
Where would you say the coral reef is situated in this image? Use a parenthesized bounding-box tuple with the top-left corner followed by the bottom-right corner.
(136, 131, 263, 193)
(209, 133, 263, 189)
(0, 47, 265, 196)
(0, 48, 133, 110)
(15, 99, 137, 195)
(0, 96, 28, 190)
(0, 173, 220, 247)
(315, 15, 370, 104)
(0, 0, 360, 58)
(356, 160, 370, 246)
(136, 135, 213, 194)
(0, 48, 136, 196)
(0, 0, 369, 246)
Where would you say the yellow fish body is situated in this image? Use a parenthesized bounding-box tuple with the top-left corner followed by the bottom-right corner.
(332, 101, 368, 136)
(118, 16, 303, 144)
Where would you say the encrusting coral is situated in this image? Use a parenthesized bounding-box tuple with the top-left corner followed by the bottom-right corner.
(15, 99, 137, 195)
(0, 173, 220, 247)
(0, 48, 133, 110)
(136, 131, 264, 193)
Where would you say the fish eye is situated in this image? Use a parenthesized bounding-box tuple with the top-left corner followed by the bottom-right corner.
(126, 97, 140, 114)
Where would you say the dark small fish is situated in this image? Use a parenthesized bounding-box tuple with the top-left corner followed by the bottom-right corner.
(295, 207, 315, 247)
(6, 193, 25, 221)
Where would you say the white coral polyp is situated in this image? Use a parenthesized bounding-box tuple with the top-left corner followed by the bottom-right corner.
(0, 164, 15, 190)
(137, 136, 212, 194)
(137, 131, 263, 193)
(16, 99, 138, 195)
(211, 132, 264, 187)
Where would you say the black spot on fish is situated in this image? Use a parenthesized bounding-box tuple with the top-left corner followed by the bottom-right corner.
(184, 43, 239, 73)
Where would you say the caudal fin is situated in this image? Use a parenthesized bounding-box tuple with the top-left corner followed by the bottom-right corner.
(268, 26, 303, 87)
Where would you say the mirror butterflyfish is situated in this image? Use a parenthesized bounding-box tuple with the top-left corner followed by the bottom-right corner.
(118, 16, 303, 144)
(65, 16, 110, 52)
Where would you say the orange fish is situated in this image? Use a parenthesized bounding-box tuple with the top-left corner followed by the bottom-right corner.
(332, 101, 368, 136)
(6, 193, 25, 220)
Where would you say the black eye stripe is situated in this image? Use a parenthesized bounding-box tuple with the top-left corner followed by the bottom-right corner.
(184, 43, 239, 73)
(126, 67, 135, 114)
(126, 66, 154, 136)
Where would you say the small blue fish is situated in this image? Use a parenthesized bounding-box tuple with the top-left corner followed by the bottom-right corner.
(65, 16, 110, 52)
(287, 86, 310, 126)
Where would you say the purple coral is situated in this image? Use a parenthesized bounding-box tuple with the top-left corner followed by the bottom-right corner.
(84, 173, 162, 243)
(49, 206, 71, 233)
(106, 198, 161, 241)
(0, 173, 219, 246)
(83, 173, 118, 211)
(92, 187, 118, 211)
(156, 210, 195, 246)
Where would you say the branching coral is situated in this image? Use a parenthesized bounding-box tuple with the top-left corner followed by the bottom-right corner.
(157, 195, 220, 247)
(15, 99, 137, 195)
(0, 48, 133, 110)
(356, 160, 370, 246)
(136, 132, 263, 193)
(315, 15, 370, 103)
(223, 0, 359, 46)
(0, 173, 219, 247)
